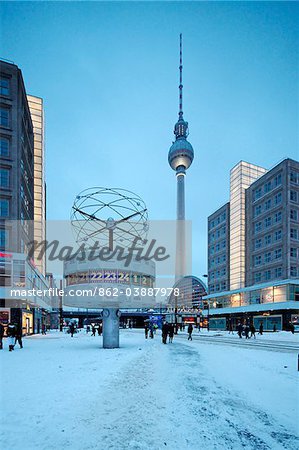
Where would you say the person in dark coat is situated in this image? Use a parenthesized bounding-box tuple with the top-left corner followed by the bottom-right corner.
(7, 322, 16, 351)
(15, 322, 23, 348)
(162, 322, 168, 344)
(168, 324, 174, 343)
(259, 322, 264, 335)
(144, 323, 149, 339)
(250, 323, 256, 339)
(0, 322, 4, 350)
(188, 324, 193, 341)
(41, 323, 46, 335)
(237, 322, 242, 338)
(244, 323, 250, 339)
(69, 322, 75, 337)
(149, 324, 154, 339)
(289, 322, 295, 334)
(91, 325, 96, 336)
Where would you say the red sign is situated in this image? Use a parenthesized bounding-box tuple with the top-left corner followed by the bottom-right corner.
(0, 252, 12, 258)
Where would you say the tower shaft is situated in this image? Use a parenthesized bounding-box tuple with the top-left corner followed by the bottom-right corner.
(176, 172, 186, 280)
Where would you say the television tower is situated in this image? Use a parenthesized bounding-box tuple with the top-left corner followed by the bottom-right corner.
(168, 34, 194, 280)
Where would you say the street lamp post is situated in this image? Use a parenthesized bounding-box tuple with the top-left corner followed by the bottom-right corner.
(203, 274, 210, 332)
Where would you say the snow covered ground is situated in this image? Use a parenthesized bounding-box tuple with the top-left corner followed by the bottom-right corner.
(0, 329, 298, 450)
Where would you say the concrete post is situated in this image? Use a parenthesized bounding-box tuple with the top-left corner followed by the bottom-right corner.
(103, 308, 120, 348)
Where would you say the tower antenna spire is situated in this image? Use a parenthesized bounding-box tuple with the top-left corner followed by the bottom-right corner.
(179, 33, 183, 119)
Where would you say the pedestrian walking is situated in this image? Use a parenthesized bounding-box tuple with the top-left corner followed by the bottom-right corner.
(41, 323, 46, 335)
(250, 323, 256, 339)
(259, 322, 264, 335)
(168, 324, 174, 343)
(244, 323, 250, 339)
(0, 322, 4, 350)
(15, 322, 23, 348)
(91, 325, 96, 336)
(228, 321, 234, 334)
(273, 324, 277, 333)
(149, 324, 154, 339)
(187, 323, 193, 341)
(237, 322, 243, 339)
(162, 322, 168, 344)
(289, 322, 295, 334)
(69, 322, 76, 337)
(7, 322, 16, 351)
(144, 323, 149, 339)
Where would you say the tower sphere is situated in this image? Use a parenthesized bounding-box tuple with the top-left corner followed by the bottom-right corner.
(168, 137, 194, 171)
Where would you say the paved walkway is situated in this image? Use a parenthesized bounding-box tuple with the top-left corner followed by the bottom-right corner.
(0, 330, 298, 450)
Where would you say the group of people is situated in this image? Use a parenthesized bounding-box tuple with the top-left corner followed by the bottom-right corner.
(0, 322, 23, 351)
(144, 323, 156, 339)
(161, 322, 175, 344)
(144, 322, 195, 344)
(83, 323, 103, 337)
(91, 323, 103, 337)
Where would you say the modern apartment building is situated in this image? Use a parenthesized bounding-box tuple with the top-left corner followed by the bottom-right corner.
(204, 158, 299, 331)
(245, 158, 299, 286)
(0, 60, 52, 334)
(208, 161, 266, 294)
(207, 202, 230, 293)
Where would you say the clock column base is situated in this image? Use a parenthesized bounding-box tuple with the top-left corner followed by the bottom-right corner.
(103, 308, 120, 348)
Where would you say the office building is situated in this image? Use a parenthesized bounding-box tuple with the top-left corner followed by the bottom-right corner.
(204, 158, 299, 331)
(0, 59, 52, 333)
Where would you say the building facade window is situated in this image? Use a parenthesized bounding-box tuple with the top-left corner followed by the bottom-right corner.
(264, 252, 271, 263)
(290, 171, 299, 184)
(0, 198, 9, 217)
(274, 192, 282, 205)
(254, 272, 262, 283)
(264, 181, 271, 193)
(264, 235, 271, 246)
(274, 267, 282, 278)
(255, 255, 262, 266)
(0, 228, 8, 247)
(274, 173, 282, 187)
(274, 211, 282, 223)
(254, 205, 262, 216)
(265, 217, 272, 228)
(0, 136, 9, 157)
(290, 267, 298, 277)
(274, 248, 282, 260)
(255, 238, 262, 249)
(290, 228, 298, 240)
(254, 188, 262, 201)
(255, 222, 262, 233)
(264, 270, 271, 281)
(290, 191, 298, 203)
(274, 230, 282, 241)
(0, 78, 10, 96)
(0, 168, 10, 188)
(290, 247, 298, 258)
(265, 199, 271, 210)
(290, 209, 298, 221)
(0, 107, 9, 127)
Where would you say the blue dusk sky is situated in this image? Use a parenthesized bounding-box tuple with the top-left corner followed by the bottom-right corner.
(1, 1, 298, 277)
